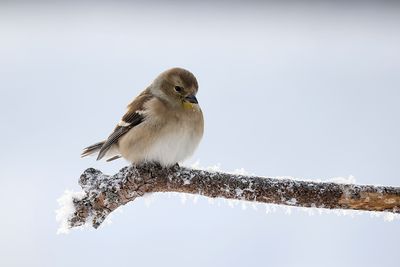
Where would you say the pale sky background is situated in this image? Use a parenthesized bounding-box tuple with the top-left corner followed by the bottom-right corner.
(1, 1, 399, 267)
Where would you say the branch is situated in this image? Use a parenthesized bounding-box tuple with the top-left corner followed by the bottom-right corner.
(62, 164, 400, 230)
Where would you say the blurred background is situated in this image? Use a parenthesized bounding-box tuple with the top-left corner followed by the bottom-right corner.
(1, 1, 399, 266)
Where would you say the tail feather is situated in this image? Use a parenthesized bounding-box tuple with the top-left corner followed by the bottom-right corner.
(106, 155, 122, 162)
(81, 141, 105, 158)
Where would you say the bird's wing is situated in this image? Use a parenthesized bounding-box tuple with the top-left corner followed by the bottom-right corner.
(97, 89, 153, 161)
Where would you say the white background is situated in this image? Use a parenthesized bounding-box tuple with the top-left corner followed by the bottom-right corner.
(1, 1, 399, 266)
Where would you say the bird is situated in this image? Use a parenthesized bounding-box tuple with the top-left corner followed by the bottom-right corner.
(81, 67, 204, 167)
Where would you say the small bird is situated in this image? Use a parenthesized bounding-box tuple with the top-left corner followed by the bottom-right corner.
(81, 67, 204, 167)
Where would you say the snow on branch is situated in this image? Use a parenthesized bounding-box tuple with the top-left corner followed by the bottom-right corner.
(57, 163, 400, 232)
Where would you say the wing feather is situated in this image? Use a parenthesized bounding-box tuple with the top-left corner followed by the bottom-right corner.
(96, 89, 152, 161)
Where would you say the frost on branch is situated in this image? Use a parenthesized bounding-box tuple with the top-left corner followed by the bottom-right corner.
(57, 163, 400, 232)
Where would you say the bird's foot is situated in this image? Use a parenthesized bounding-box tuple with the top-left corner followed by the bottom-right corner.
(170, 163, 180, 171)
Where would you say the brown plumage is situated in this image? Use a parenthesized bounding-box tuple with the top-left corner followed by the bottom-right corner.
(81, 67, 204, 166)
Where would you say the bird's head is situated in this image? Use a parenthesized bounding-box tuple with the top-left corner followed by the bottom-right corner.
(151, 68, 199, 109)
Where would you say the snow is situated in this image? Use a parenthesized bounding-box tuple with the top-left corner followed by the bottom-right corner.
(143, 192, 156, 207)
(57, 163, 399, 233)
(284, 206, 293, 215)
(56, 189, 119, 234)
(232, 168, 247, 175)
(184, 163, 399, 221)
(180, 193, 187, 204)
(235, 188, 244, 198)
(328, 175, 356, 184)
(286, 198, 297, 205)
(55, 190, 86, 234)
(189, 160, 221, 172)
(383, 212, 398, 222)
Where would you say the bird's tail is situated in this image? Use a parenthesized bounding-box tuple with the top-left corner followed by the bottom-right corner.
(81, 141, 105, 158)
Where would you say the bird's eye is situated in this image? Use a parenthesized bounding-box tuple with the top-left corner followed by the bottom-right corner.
(174, 86, 183, 93)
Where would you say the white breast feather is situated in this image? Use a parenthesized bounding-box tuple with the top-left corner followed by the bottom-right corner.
(118, 119, 202, 166)
(144, 125, 201, 166)
(117, 97, 203, 166)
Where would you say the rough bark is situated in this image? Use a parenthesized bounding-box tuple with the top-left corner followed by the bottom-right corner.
(67, 163, 400, 229)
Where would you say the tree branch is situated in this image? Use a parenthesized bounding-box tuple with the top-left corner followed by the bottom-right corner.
(63, 164, 400, 230)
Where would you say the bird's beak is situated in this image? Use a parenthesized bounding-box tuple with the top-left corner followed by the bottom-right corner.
(184, 95, 198, 104)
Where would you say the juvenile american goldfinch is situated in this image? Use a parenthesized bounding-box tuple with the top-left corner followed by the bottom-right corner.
(81, 67, 204, 166)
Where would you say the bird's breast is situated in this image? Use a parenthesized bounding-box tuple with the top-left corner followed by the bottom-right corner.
(118, 107, 203, 166)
